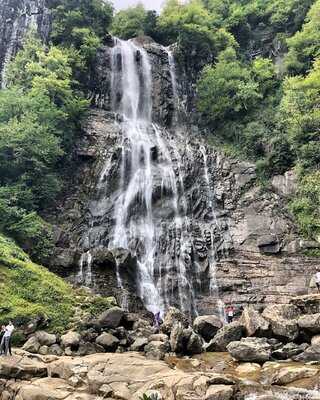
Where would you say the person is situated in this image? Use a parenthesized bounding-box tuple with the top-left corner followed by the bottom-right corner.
(154, 311, 161, 331)
(225, 305, 234, 324)
(2, 321, 14, 356)
(315, 270, 320, 292)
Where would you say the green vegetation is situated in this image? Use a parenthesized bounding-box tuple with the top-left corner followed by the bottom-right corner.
(285, 0, 320, 74)
(0, 234, 74, 330)
(111, 4, 159, 41)
(0, 34, 88, 262)
(0, 0, 319, 334)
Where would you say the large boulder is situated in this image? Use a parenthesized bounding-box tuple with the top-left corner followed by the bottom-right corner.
(239, 307, 269, 337)
(272, 342, 308, 360)
(49, 344, 63, 356)
(130, 337, 148, 351)
(290, 294, 320, 314)
(96, 333, 119, 352)
(186, 331, 203, 355)
(0, 355, 47, 379)
(193, 315, 222, 341)
(311, 334, 320, 351)
(293, 345, 320, 362)
(227, 337, 271, 362)
(144, 340, 170, 360)
(22, 337, 40, 353)
(205, 385, 234, 400)
(262, 304, 299, 341)
(262, 365, 318, 385)
(97, 307, 125, 329)
(35, 331, 57, 347)
(170, 323, 188, 353)
(204, 322, 245, 352)
(161, 307, 189, 334)
(60, 331, 81, 349)
(297, 313, 320, 333)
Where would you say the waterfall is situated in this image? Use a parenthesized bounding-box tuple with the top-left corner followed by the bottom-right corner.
(106, 39, 196, 315)
(78, 250, 93, 286)
(77, 38, 228, 317)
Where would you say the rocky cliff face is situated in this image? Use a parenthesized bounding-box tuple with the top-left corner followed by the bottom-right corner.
(0, 0, 51, 87)
(48, 36, 320, 317)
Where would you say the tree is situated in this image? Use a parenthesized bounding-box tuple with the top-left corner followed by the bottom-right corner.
(0, 34, 88, 260)
(285, 0, 320, 75)
(112, 4, 148, 40)
(280, 58, 320, 170)
(197, 48, 262, 125)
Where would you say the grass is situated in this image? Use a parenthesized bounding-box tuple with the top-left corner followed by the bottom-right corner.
(0, 233, 75, 331)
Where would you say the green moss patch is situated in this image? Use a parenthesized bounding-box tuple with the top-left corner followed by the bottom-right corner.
(0, 234, 74, 330)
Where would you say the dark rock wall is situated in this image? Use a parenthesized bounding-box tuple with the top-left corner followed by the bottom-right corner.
(0, 0, 51, 87)
(47, 37, 320, 315)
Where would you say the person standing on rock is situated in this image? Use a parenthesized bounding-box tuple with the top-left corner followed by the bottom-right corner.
(225, 305, 235, 324)
(315, 271, 320, 292)
(2, 321, 14, 356)
(154, 311, 162, 332)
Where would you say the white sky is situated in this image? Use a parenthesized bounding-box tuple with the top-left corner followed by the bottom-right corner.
(113, 0, 165, 12)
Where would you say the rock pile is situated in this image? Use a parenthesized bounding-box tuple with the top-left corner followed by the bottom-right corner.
(19, 295, 320, 365)
(21, 306, 204, 360)
(225, 294, 320, 363)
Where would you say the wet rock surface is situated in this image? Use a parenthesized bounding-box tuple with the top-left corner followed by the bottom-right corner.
(0, 0, 51, 87)
(45, 35, 320, 317)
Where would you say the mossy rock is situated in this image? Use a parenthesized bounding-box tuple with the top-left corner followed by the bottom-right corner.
(0, 234, 116, 333)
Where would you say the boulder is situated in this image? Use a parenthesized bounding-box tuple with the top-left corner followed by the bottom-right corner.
(161, 307, 188, 334)
(298, 313, 320, 333)
(39, 345, 49, 356)
(204, 322, 245, 352)
(239, 306, 269, 337)
(272, 342, 308, 360)
(22, 336, 40, 353)
(148, 333, 168, 342)
(96, 333, 119, 352)
(14, 377, 84, 400)
(130, 337, 148, 351)
(227, 337, 271, 362)
(144, 340, 170, 360)
(311, 334, 320, 351)
(77, 342, 104, 356)
(35, 331, 57, 347)
(193, 315, 222, 341)
(0, 355, 47, 379)
(97, 307, 125, 329)
(262, 304, 299, 341)
(61, 331, 81, 349)
(205, 385, 234, 400)
(290, 294, 320, 314)
(186, 331, 203, 355)
(235, 363, 261, 378)
(263, 365, 318, 385)
(170, 323, 188, 353)
(292, 345, 320, 362)
(49, 344, 63, 356)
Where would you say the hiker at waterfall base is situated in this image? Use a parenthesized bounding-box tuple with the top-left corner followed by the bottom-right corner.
(154, 311, 162, 331)
(0, 321, 14, 356)
(226, 305, 235, 323)
(315, 271, 320, 292)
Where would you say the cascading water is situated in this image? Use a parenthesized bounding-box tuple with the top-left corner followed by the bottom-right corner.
(76, 37, 227, 318)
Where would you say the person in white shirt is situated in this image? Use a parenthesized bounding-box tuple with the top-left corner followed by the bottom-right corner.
(1, 321, 14, 356)
(315, 271, 320, 292)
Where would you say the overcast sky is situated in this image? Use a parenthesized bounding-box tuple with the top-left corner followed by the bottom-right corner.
(113, 0, 165, 12)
